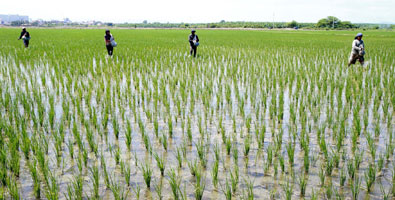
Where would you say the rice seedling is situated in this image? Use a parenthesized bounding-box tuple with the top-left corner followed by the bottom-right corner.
(109, 176, 129, 200)
(325, 179, 333, 199)
(20, 125, 31, 159)
(340, 166, 347, 187)
(279, 154, 285, 173)
(89, 164, 100, 199)
(286, 141, 295, 167)
(131, 182, 141, 200)
(82, 146, 89, 167)
(325, 157, 334, 176)
(378, 153, 384, 172)
(194, 168, 206, 200)
(7, 175, 20, 200)
(168, 168, 182, 200)
(241, 178, 254, 200)
(195, 139, 208, 168)
(211, 159, 219, 189)
(141, 132, 151, 152)
(124, 120, 133, 150)
(154, 179, 164, 200)
(159, 134, 168, 151)
(86, 125, 98, 155)
(243, 135, 251, 157)
(154, 117, 159, 138)
(282, 179, 293, 200)
(0, 186, 4, 200)
(221, 177, 233, 200)
(65, 174, 83, 200)
(232, 142, 239, 164)
(101, 153, 110, 188)
(366, 132, 376, 160)
(0, 28, 393, 199)
(298, 173, 308, 196)
(187, 116, 192, 144)
(319, 164, 325, 187)
(273, 158, 278, 176)
(334, 189, 344, 200)
(350, 177, 361, 200)
(230, 166, 239, 194)
(175, 146, 183, 168)
(67, 138, 74, 160)
(168, 115, 174, 138)
(44, 172, 59, 200)
(77, 152, 84, 173)
(188, 158, 199, 176)
(269, 188, 277, 200)
(153, 152, 166, 176)
(386, 142, 393, 161)
(123, 162, 131, 186)
(310, 189, 318, 200)
(332, 151, 340, 168)
(112, 146, 121, 165)
(9, 139, 20, 177)
(225, 136, 232, 155)
(354, 151, 363, 170)
(303, 152, 310, 173)
(139, 161, 153, 188)
(380, 182, 391, 200)
(364, 163, 376, 192)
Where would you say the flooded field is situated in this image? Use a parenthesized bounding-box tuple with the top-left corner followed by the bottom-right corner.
(0, 29, 394, 199)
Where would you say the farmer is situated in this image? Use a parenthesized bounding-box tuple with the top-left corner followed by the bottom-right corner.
(348, 33, 365, 66)
(188, 30, 199, 57)
(18, 27, 30, 48)
(104, 29, 115, 56)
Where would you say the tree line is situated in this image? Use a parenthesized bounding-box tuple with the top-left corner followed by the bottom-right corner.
(7, 16, 394, 30)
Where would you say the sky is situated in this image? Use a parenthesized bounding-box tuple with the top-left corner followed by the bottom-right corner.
(1, 0, 394, 23)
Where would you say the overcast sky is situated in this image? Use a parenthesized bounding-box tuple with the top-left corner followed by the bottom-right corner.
(1, 0, 394, 23)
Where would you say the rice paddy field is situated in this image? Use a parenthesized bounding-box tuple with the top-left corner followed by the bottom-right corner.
(0, 28, 394, 199)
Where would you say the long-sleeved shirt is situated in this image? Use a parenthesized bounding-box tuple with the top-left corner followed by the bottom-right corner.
(104, 34, 114, 46)
(19, 31, 30, 39)
(188, 34, 199, 46)
(351, 39, 364, 55)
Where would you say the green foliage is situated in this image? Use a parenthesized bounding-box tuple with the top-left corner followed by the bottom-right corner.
(316, 16, 357, 29)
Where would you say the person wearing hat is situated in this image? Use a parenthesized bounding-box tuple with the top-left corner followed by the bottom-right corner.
(348, 33, 365, 66)
(188, 30, 199, 57)
(104, 29, 115, 56)
(18, 27, 30, 48)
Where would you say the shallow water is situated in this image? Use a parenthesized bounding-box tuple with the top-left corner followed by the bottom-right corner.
(0, 29, 394, 200)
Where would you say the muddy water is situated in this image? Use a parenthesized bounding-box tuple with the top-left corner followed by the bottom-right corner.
(0, 54, 393, 200)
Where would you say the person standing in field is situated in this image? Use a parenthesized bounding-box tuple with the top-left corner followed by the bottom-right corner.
(104, 30, 116, 56)
(18, 27, 30, 48)
(189, 30, 199, 57)
(348, 33, 365, 66)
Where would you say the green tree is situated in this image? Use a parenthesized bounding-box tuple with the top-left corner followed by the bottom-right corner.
(338, 21, 355, 29)
(286, 20, 298, 28)
(316, 16, 341, 28)
(11, 20, 28, 26)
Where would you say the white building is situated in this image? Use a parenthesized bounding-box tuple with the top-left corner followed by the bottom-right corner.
(0, 14, 29, 24)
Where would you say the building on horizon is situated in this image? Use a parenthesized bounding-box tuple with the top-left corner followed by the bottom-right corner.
(0, 14, 29, 24)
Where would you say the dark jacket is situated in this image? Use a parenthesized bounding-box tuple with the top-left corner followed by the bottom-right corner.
(105, 34, 114, 46)
(189, 34, 199, 46)
(19, 31, 30, 39)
